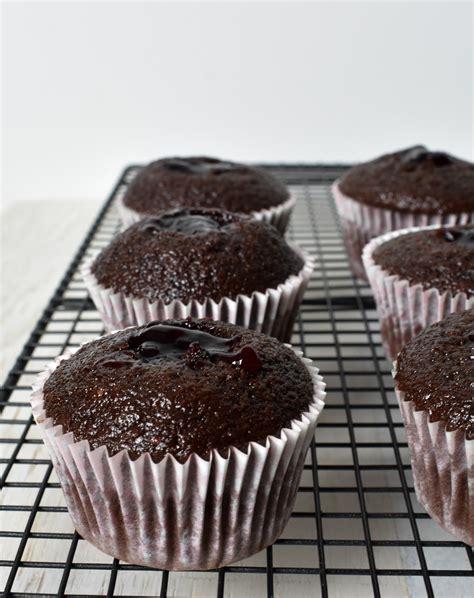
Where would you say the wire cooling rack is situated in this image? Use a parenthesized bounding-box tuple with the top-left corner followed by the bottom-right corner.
(1, 165, 473, 598)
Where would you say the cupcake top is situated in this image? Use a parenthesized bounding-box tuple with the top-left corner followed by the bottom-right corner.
(371, 225, 474, 295)
(123, 156, 289, 215)
(395, 309, 473, 439)
(338, 145, 474, 214)
(42, 319, 315, 461)
(91, 208, 304, 303)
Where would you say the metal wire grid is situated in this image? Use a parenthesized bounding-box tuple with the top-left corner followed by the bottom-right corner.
(1, 165, 473, 598)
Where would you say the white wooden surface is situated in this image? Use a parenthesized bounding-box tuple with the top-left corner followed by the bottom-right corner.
(1, 201, 471, 597)
(1, 200, 100, 378)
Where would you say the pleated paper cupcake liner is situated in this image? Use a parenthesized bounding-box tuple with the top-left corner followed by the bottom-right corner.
(116, 192, 297, 234)
(81, 247, 314, 342)
(332, 181, 473, 280)
(363, 225, 473, 361)
(30, 346, 326, 570)
(393, 376, 473, 546)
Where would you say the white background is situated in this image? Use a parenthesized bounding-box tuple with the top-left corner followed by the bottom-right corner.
(2, 1, 473, 209)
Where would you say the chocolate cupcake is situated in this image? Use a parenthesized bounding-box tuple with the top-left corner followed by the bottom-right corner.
(118, 156, 295, 233)
(332, 146, 474, 278)
(81, 208, 314, 341)
(393, 310, 473, 545)
(30, 318, 326, 569)
(363, 224, 474, 360)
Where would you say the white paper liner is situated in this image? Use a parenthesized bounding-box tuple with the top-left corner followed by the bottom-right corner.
(393, 370, 473, 546)
(116, 192, 297, 234)
(81, 247, 314, 342)
(30, 345, 326, 570)
(332, 181, 473, 280)
(362, 225, 473, 360)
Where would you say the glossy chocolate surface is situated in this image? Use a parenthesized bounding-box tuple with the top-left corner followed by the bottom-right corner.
(127, 324, 262, 373)
(395, 310, 474, 439)
(42, 319, 314, 461)
(123, 156, 289, 215)
(339, 146, 474, 214)
(439, 227, 474, 246)
(91, 208, 304, 303)
(373, 225, 474, 295)
(138, 210, 224, 235)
